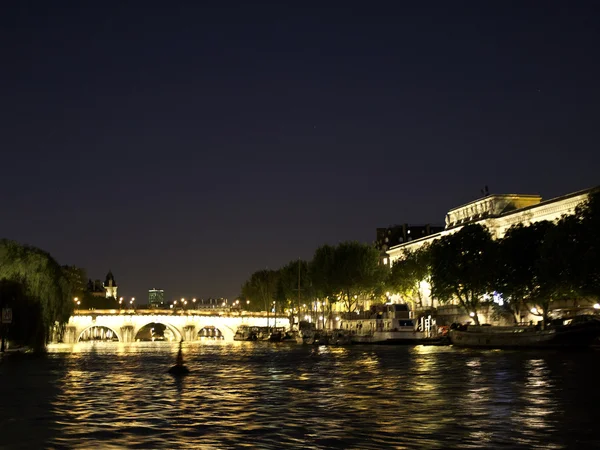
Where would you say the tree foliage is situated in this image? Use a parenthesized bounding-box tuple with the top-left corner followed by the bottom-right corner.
(276, 259, 313, 320)
(0, 240, 74, 350)
(388, 245, 432, 309)
(430, 224, 495, 325)
(240, 269, 278, 313)
(495, 221, 553, 323)
(310, 241, 387, 311)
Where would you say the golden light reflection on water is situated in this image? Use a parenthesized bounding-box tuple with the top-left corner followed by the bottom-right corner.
(517, 358, 556, 433)
(2, 343, 596, 449)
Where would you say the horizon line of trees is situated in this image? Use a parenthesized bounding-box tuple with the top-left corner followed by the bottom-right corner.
(240, 241, 389, 327)
(241, 188, 600, 328)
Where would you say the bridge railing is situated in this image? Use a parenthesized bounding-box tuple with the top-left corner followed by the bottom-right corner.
(72, 308, 276, 318)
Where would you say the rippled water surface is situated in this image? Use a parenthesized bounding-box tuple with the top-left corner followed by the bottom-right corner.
(1, 342, 599, 449)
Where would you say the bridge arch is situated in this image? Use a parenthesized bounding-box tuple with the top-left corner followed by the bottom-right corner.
(77, 325, 122, 342)
(134, 321, 183, 342)
(195, 323, 236, 341)
(61, 311, 289, 343)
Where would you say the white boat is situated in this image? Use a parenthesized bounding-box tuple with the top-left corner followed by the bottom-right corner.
(341, 304, 446, 345)
(449, 316, 600, 349)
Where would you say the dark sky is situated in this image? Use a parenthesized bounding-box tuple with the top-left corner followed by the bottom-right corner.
(1, 1, 599, 303)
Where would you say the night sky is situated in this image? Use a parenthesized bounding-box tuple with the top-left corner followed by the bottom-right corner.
(1, 2, 599, 303)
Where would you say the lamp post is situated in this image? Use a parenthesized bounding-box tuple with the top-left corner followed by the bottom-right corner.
(130, 298, 135, 310)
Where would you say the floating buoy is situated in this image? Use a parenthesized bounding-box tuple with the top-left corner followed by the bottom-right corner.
(168, 340, 190, 375)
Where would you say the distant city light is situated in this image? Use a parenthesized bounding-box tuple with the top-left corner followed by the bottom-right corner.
(594, 304, 600, 310)
(469, 312, 475, 317)
(530, 307, 539, 315)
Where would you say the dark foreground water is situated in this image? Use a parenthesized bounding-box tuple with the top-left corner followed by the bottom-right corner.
(1, 342, 599, 449)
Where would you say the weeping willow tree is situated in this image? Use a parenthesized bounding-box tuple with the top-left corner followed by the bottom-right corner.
(0, 239, 74, 351)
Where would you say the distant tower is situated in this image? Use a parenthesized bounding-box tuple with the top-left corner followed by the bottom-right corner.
(103, 270, 118, 299)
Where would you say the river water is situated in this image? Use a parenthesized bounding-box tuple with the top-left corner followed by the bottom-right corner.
(0, 342, 599, 449)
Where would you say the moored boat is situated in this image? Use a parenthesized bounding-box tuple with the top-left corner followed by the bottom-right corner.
(449, 315, 600, 349)
(233, 325, 259, 341)
(341, 304, 447, 345)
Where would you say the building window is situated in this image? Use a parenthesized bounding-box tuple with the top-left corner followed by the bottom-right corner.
(383, 258, 388, 265)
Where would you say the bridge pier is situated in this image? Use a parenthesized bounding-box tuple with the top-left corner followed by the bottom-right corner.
(120, 326, 135, 343)
(63, 326, 78, 343)
(183, 325, 196, 342)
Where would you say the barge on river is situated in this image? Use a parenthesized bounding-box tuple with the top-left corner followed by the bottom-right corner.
(449, 315, 600, 349)
(340, 304, 446, 345)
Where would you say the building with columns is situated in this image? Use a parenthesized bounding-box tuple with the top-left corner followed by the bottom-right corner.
(386, 186, 596, 309)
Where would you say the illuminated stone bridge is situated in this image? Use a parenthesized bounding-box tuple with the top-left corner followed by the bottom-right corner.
(60, 309, 290, 343)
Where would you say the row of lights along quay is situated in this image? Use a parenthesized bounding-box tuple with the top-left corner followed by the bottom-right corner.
(72, 297, 254, 312)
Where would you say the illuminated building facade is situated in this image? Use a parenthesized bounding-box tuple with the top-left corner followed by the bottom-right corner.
(376, 224, 444, 266)
(386, 186, 596, 308)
